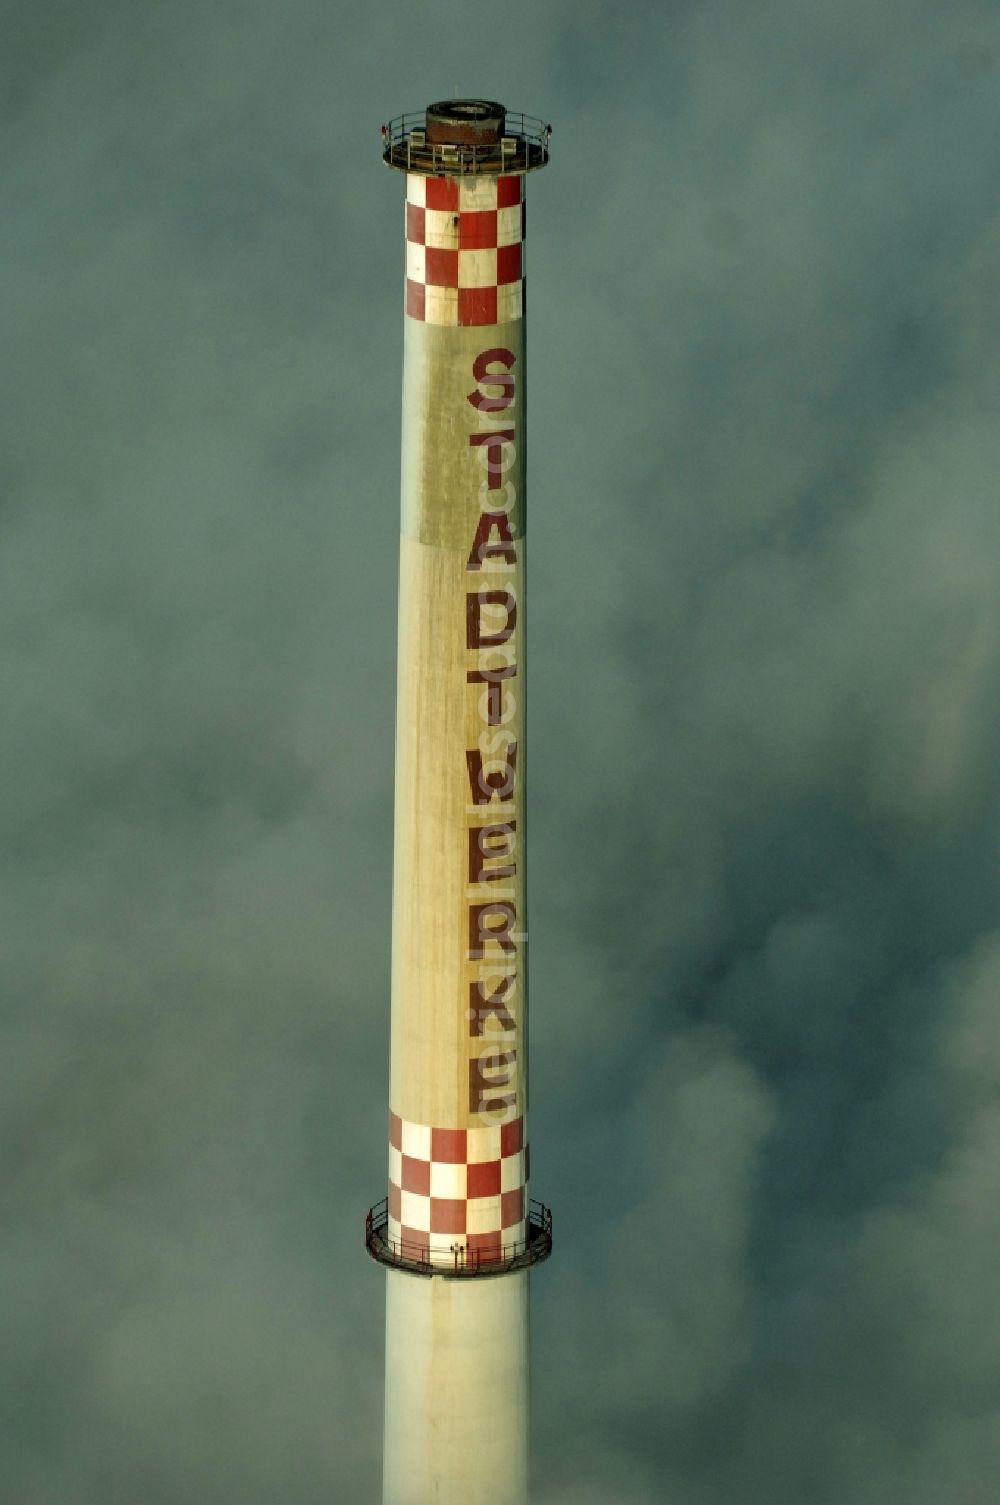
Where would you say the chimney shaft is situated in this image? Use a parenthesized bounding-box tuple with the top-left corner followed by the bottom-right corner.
(368, 101, 551, 1505)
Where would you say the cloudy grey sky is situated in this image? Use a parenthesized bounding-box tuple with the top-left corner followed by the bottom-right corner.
(4, 1, 1000, 1500)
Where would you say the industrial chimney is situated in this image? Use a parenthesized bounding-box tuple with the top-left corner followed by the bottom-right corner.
(365, 101, 552, 1505)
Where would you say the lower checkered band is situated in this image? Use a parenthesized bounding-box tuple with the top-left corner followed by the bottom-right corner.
(387, 1112, 529, 1266)
(405, 172, 525, 326)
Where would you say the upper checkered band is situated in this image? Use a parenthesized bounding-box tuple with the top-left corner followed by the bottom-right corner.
(387, 1112, 529, 1266)
(405, 173, 525, 327)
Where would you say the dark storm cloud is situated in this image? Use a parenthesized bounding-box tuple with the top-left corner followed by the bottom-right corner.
(3, 0, 1000, 1500)
(528, 4, 1000, 1501)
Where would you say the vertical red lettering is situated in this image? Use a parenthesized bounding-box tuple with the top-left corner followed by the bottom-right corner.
(468, 976, 517, 1036)
(466, 742, 517, 803)
(466, 589, 517, 649)
(467, 661, 515, 726)
(468, 901, 517, 959)
(466, 511, 517, 570)
(469, 428, 516, 488)
(469, 1050, 517, 1114)
(469, 821, 516, 883)
(467, 348, 516, 412)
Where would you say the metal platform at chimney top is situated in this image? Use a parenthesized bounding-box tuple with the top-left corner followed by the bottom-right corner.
(381, 109, 551, 178)
(365, 1198, 553, 1278)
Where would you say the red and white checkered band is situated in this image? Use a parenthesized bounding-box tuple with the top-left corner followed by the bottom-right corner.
(387, 1111, 529, 1267)
(405, 173, 526, 327)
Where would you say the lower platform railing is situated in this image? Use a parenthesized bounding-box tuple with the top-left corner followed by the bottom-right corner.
(365, 1197, 553, 1277)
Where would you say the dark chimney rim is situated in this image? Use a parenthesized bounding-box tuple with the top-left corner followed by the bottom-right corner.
(425, 99, 506, 146)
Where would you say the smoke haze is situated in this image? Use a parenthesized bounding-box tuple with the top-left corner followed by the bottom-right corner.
(4, 1, 1000, 1499)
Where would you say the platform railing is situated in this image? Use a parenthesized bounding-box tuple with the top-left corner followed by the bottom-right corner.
(365, 1197, 553, 1277)
(381, 112, 551, 176)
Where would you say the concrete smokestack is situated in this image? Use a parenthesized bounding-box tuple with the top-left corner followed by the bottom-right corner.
(366, 102, 552, 1505)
